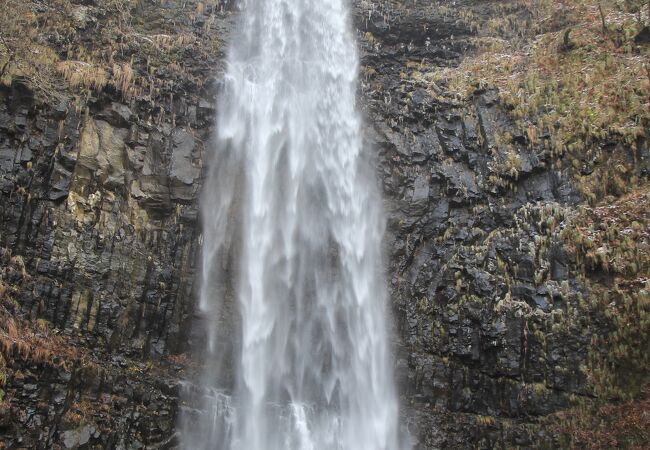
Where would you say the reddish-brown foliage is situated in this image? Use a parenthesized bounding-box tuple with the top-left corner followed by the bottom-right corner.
(555, 387, 650, 449)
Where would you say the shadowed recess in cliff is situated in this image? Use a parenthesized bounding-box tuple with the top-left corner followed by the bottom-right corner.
(179, 0, 406, 449)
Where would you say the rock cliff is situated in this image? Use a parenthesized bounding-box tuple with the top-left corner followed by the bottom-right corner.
(0, 0, 648, 449)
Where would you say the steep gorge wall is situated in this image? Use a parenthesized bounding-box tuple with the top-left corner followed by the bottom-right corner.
(0, 1, 233, 447)
(357, 2, 584, 446)
(357, 1, 648, 448)
(0, 0, 647, 449)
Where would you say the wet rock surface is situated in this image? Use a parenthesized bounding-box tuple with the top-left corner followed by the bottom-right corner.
(354, 1, 624, 448)
(0, 76, 201, 449)
(1, 0, 646, 449)
(0, 0, 233, 448)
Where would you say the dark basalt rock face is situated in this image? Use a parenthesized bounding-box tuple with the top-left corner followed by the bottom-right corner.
(1, 85, 202, 354)
(0, 1, 233, 447)
(354, 1, 597, 448)
(0, 0, 640, 449)
(0, 81, 206, 448)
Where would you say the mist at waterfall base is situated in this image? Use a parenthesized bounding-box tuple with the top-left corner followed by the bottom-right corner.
(179, 1, 405, 449)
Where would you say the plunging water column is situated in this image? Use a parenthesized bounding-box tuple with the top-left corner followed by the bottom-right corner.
(181, 0, 402, 449)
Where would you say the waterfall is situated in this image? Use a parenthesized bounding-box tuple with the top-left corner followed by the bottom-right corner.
(181, 1, 403, 449)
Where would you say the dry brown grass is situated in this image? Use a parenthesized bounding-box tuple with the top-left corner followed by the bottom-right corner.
(62, 398, 95, 427)
(0, 0, 71, 97)
(0, 310, 83, 370)
(567, 189, 650, 275)
(57, 61, 108, 92)
(552, 386, 650, 449)
(1, 0, 218, 103)
(408, 0, 649, 200)
(112, 62, 135, 98)
(167, 353, 191, 365)
(563, 188, 650, 400)
(152, 33, 197, 49)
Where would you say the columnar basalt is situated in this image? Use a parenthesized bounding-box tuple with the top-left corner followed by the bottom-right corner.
(1, 1, 648, 449)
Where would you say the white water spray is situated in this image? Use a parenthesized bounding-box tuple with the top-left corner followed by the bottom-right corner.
(181, 1, 403, 449)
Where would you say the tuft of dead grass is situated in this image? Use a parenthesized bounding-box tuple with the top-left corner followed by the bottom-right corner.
(0, 310, 83, 370)
(406, 1, 649, 200)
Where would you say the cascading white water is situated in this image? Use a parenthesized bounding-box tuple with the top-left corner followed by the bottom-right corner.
(181, 1, 403, 449)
